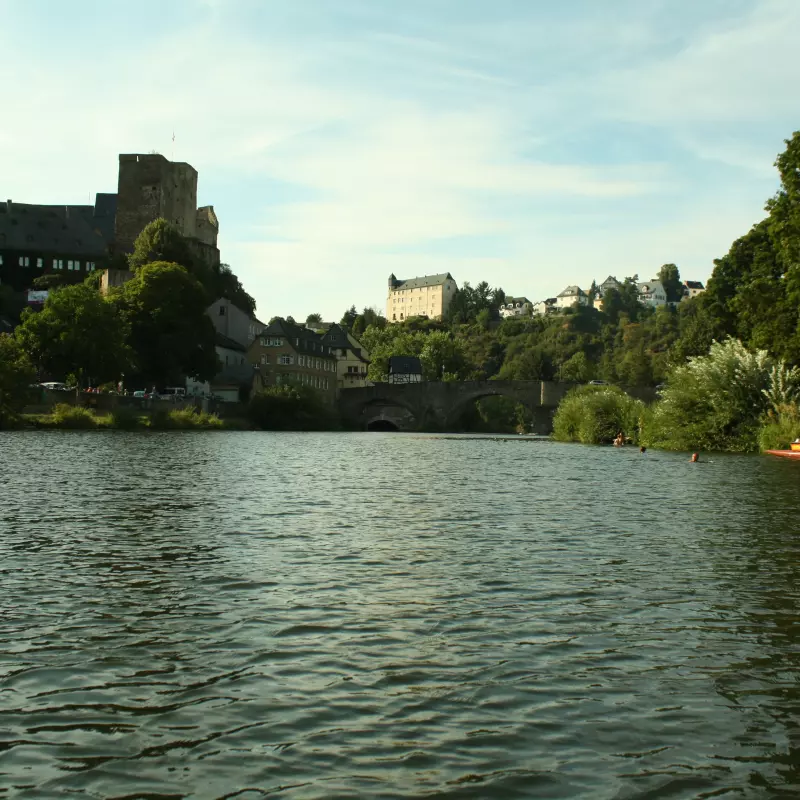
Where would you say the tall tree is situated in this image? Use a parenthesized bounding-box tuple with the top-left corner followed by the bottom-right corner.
(111, 262, 218, 386)
(15, 284, 131, 387)
(306, 313, 323, 326)
(0, 334, 34, 427)
(657, 263, 683, 303)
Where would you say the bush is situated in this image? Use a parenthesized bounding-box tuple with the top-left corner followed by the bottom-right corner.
(758, 404, 800, 452)
(641, 339, 799, 452)
(553, 385, 644, 444)
(149, 407, 223, 429)
(248, 385, 338, 430)
(49, 403, 97, 429)
(109, 407, 144, 430)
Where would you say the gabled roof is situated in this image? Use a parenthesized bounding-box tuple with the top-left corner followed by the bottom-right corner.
(322, 323, 371, 363)
(215, 332, 247, 352)
(684, 280, 704, 289)
(638, 281, 665, 293)
(392, 273, 454, 290)
(504, 296, 531, 306)
(389, 356, 422, 374)
(253, 317, 335, 357)
(558, 285, 586, 297)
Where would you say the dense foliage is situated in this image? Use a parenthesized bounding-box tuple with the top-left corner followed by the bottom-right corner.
(248, 386, 339, 430)
(553, 385, 645, 445)
(0, 334, 34, 428)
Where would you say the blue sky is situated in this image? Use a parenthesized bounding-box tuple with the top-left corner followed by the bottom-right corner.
(1, 0, 797, 320)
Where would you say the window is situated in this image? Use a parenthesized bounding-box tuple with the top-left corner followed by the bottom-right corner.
(37, 258, 43, 268)
(219, 306, 226, 316)
(278, 355, 294, 365)
(0, 255, 3, 265)
(298, 355, 305, 367)
(18, 256, 30, 267)
(261, 336, 283, 347)
(74, 260, 81, 270)
(86, 261, 95, 271)
(67, 260, 74, 270)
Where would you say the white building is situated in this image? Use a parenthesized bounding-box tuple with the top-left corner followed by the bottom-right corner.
(499, 296, 532, 318)
(386, 272, 458, 323)
(598, 275, 622, 297)
(532, 298, 557, 316)
(555, 286, 589, 310)
(637, 280, 668, 308)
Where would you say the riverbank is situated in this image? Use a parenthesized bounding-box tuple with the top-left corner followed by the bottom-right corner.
(12, 404, 248, 431)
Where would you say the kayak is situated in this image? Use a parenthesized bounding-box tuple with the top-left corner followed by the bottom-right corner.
(765, 449, 800, 459)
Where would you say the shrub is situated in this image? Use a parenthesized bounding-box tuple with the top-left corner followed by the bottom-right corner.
(49, 403, 97, 429)
(109, 407, 143, 430)
(553, 385, 644, 444)
(149, 407, 223, 429)
(758, 404, 800, 452)
(248, 385, 338, 430)
(641, 338, 799, 452)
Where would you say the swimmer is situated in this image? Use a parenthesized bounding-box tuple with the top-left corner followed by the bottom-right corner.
(690, 452, 699, 462)
(640, 446, 647, 454)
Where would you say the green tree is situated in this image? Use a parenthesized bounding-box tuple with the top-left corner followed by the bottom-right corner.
(129, 219, 196, 273)
(248, 385, 337, 430)
(112, 262, 218, 386)
(0, 334, 34, 427)
(211, 263, 256, 316)
(560, 351, 594, 382)
(657, 263, 683, 303)
(306, 313, 323, 326)
(15, 284, 131, 387)
(340, 305, 358, 331)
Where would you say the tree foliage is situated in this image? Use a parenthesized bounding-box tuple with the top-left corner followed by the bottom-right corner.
(248, 385, 338, 430)
(15, 284, 131, 386)
(0, 334, 34, 427)
(111, 262, 218, 386)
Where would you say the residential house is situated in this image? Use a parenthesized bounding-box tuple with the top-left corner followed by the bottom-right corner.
(207, 297, 265, 348)
(532, 298, 557, 316)
(247, 317, 337, 404)
(186, 333, 254, 402)
(386, 272, 458, 323)
(554, 286, 589, 310)
(637, 280, 668, 308)
(598, 275, 622, 297)
(321, 323, 372, 389)
(388, 356, 423, 384)
(682, 280, 705, 300)
(499, 296, 532, 318)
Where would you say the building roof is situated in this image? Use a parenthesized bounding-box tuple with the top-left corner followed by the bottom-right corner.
(0, 199, 114, 257)
(558, 285, 586, 297)
(391, 272, 454, 290)
(638, 281, 665, 293)
(504, 296, 531, 306)
(600, 275, 620, 286)
(321, 323, 370, 362)
(684, 280, 704, 290)
(215, 332, 247, 352)
(254, 317, 335, 357)
(389, 356, 422, 374)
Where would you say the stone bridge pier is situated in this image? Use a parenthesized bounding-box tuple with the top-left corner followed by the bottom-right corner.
(338, 380, 579, 433)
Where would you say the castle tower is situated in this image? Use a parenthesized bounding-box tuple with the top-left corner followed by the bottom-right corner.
(114, 154, 199, 253)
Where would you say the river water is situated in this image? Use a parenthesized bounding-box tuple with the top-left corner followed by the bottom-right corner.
(1, 432, 799, 799)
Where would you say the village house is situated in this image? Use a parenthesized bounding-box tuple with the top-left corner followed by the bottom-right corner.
(682, 280, 705, 299)
(247, 318, 337, 404)
(637, 280, 668, 308)
(532, 298, 557, 316)
(554, 285, 589, 310)
(499, 297, 532, 318)
(386, 272, 457, 323)
(321, 323, 371, 389)
(388, 356, 423, 384)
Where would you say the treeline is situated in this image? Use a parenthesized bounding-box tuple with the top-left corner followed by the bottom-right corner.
(1, 219, 254, 427)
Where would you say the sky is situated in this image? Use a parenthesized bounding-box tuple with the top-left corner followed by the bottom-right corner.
(1, 0, 798, 321)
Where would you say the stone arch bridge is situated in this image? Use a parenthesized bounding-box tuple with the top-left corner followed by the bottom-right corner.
(338, 380, 582, 432)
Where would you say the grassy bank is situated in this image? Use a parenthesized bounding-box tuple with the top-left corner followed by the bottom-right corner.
(19, 404, 241, 430)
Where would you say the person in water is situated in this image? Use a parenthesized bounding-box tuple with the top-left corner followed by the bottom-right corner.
(640, 446, 647, 453)
(690, 452, 700, 462)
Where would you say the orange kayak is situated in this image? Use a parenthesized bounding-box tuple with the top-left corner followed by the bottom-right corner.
(766, 449, 800, 459)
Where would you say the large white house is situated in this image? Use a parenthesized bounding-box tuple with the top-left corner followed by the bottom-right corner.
(637, 280, 668, 308)
(499, 296, 532, 318)
(386, 273, 458, 323)
(555, 285, 589, 310)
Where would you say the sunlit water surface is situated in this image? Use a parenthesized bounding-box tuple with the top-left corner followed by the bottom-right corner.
(1, 432, 799, 799)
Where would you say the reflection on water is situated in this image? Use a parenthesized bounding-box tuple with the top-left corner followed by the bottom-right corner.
(1, 431, 799, 798)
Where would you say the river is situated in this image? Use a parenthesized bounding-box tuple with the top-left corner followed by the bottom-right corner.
(1, 432, 799, 798)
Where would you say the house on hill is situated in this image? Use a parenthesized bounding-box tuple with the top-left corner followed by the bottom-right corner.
(388, 356, 423, 384)
(555, 285, 588, 310)
(499, 297, 532, 318)
(386, 272, 457, 323)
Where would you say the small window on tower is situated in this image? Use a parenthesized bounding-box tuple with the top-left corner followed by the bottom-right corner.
(219, 306, 226, 316)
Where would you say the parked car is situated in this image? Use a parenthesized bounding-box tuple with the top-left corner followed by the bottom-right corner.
(132, 390, 151, 399)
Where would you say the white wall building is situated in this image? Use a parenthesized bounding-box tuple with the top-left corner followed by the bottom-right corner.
(637, 280, 668, 308)
(555, 286, 588, 310)
(532, 298, 557, 316)
(499, 297, 532, 318)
